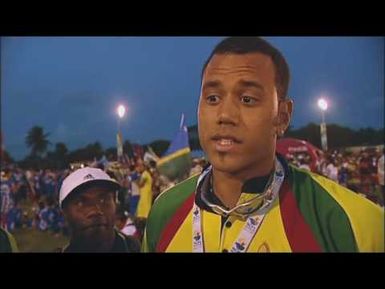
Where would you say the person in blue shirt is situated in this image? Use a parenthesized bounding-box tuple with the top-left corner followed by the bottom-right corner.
(6, 202, 22, 231)
(1, 171, 15, 230)
(128, 165, 141, 216)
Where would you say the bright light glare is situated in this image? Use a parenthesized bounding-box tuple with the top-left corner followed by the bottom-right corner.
(117, 105, 126, 118)
(318, 98, 328, 111)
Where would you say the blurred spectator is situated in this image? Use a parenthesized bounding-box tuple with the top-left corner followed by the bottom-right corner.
(1, 170, 14, 230)
(190, 158, 203, 176)
(116, 210, 138, 238)
(377, 153, 384, 206)
(298, 155, 311, 171)
(37, 201, 49, 231)
(6, 202, 22, 231)
(128, 165, 141, 215)
(359, 151, 374, 195)
(325, 159, 339, 182)
(135, 161, 153, 219)
(338, 161, 349, 187)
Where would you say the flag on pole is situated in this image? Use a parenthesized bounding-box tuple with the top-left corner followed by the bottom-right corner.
(157, 113, 192, 181)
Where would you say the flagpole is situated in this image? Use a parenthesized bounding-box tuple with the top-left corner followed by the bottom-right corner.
(117, 105, 126, 162)
(179, 113, 185, 129)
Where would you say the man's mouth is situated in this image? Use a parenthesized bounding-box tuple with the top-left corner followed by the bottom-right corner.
(211, 135, 242, 152)
(83, 223, 108, 231)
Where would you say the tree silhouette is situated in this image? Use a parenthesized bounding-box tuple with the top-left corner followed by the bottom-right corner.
(25, 126, 50, 158)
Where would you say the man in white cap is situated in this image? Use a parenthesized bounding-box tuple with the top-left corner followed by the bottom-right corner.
(59, 167, 140, 252)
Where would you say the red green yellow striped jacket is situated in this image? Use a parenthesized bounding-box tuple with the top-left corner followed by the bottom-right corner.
(142, 162, 384, 252)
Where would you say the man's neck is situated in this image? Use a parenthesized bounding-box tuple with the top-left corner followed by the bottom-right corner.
(212, 158, 275, 209)
(69, 231, 116, 252)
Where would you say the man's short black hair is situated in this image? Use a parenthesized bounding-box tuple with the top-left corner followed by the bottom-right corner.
(201, 37, 290, 100)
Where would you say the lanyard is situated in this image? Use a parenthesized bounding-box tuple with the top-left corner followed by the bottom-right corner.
(192, 158, 285, 252)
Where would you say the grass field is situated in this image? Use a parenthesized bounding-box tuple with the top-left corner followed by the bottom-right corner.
(12, 228, 69, 252)
(11, 198, 69, 252)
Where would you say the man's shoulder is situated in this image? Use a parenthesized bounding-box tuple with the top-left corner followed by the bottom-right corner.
(289, 165, 384, 251)
(289, 164, 376, 208)
(153, 174, 199, 209)
(0, 228, 18, 252)
(118, 232, 141, 253)
(307, 169, 383, 215)
(287, 164, 383, 225)
(144, 174, 198, 252)
(149, 174, 198, 220)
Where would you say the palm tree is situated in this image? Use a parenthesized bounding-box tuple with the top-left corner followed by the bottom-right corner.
(25, 126, 50, 158)
(55, 142, 68, 156)
(52, 142, 68, 169)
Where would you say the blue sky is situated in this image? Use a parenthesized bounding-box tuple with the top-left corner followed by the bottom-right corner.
(1, 37, 383, 160)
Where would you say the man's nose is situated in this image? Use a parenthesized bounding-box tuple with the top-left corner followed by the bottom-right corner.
(217, 96, 240, 126)
(87, 203, 104, 218)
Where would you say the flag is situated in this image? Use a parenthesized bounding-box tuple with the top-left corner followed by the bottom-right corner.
(144, 146, 159, 164)
(157, 114, 192, 181)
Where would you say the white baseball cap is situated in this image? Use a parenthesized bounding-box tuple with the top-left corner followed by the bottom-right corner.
(59, 167, 120, 208)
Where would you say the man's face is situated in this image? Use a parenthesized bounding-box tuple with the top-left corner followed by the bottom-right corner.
(198, 52, 292, 177)
(63, 185, 116, 242)
(136, 163, 145, 173)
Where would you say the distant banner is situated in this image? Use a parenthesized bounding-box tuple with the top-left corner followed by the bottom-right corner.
(276, 138, 322, 172)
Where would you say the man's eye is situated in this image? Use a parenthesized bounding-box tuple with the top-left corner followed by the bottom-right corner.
(75, 200, 84, 207)
(206, 95, 220, 104)
(100, 194, 113, 205)
(241, 95, 257, 105)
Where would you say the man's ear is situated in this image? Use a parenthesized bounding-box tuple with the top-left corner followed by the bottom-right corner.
(275, 98, 293, 137)
(61, 205, 68, 218)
